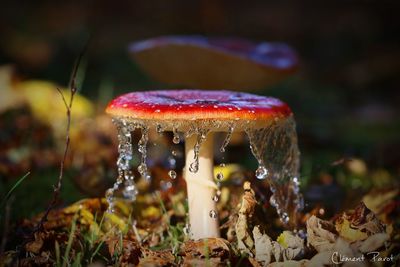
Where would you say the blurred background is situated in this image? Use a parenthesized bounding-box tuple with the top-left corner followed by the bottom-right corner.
(0, 0, 399, 220)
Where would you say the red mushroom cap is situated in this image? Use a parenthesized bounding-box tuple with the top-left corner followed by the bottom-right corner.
(129, 36, 298, 90)
(106, 90, 292, 130)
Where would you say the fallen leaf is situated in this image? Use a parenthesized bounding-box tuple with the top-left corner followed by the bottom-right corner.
(139, 249, 175, 267)
(362, 189, 399, 219)
(306, 215, 338, 252)
(253, 226, 304, 265)
(183, 238, 231, 259)
(334, 202, 385, 242)
(358, 233, 390, 253)
(106, 234, 141, 265)
(25, 232, 44, 254)
(253, 226, 273, 265)
(235, 181, 257, 256)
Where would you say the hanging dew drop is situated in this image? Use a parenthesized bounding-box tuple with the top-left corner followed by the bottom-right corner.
(137, 163, 146, 175)
(122, 183, 138, 201)
(216, 172, 223, 180)
(183, 223, 191, 236)
(269, 195, 277, 207)
(281, 212, 290, 224)
(209, 209, 218, 219)
(156, 124, 163, 133)
(189, 162, 198, 173)
(212, 195, 219, 202)
(172, 128, 180, 144)
(168, 170, 177, 179)
(173, 135, 180, 144)
(255, 165, 268, 179)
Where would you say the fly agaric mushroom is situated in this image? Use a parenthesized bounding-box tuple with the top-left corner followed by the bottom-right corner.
(129, 36, 298, 90)
(106, 90, 298, 239)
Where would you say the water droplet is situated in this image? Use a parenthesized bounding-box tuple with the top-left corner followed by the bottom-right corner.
(255, 165, 268, 179)
(216, 190, 222, 196)
(270, 195, 277, 207)
(220, 126, 234, 153)
(172, 128, 180, 144)
(189, 162, 198, 173)
(216, 172, 224, 180)
(122, 183, 138, 201)
(137, 163, 146, 175)
(281, 212, 289, 224)
(183, 223, 191, 236)
(171, 150, 178, 156)
(156, 124, 163, 133)
(209, 210, 218, 219)
(219, 163, 225, 168)
(105, 188, 114, 201)
(168, 170, 177, 179)
(212, 195, 219, 202)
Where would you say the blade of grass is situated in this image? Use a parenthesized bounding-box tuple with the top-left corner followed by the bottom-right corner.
(62, 214, 78, 267)
(0, 172, 30, 209)
(89, 239, 105, 263)
(55, 240, 61, 267)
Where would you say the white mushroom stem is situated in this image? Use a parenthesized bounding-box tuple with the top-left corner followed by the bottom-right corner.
(185, 133, 220, 239)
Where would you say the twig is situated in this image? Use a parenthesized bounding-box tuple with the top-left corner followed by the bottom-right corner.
(13, 40, 89, 264)
(34, 43, 87, 231)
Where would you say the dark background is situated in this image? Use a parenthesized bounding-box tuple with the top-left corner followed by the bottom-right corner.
(0, 0, 399, 214)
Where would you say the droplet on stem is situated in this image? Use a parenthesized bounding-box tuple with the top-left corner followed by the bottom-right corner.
(255, 165, 268, 179)
(209, 209, 218, 219)
(172, 127, 180, 144)
(212, 195, 219, 202)
(168, 170, 177, 179)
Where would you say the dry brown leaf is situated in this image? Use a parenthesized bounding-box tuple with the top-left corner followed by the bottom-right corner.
(253, 226, 273, 265)
(335, 202, 385, 242)
(358, 233, 390, 253)
(253, 226, 304, 265)
(235, 181, 257, 256)
(306, 215, 338, 252)
(139, 249, 175, 267)
(182, 238, 231, 259)
(106, 234, 141, 265)
(25, 232, 44, 254)
(363, 189, 399, 222)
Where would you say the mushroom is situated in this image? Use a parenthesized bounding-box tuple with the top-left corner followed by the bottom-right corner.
(106, 90, 301, 239)
(129, 36, 298, 90)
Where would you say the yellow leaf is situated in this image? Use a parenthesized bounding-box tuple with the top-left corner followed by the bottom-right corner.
(15, 80, 93, 135)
